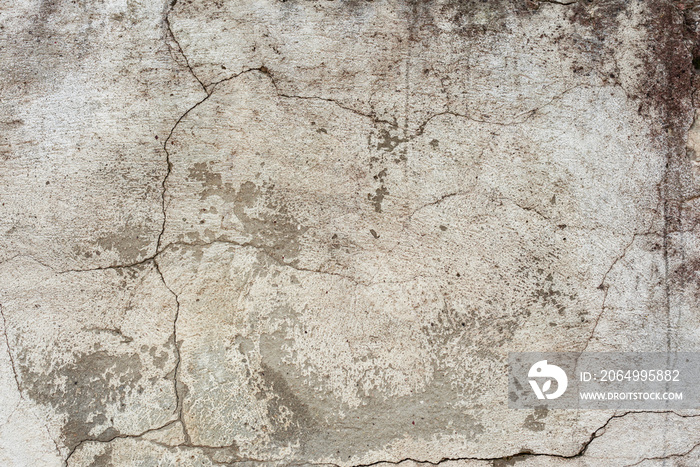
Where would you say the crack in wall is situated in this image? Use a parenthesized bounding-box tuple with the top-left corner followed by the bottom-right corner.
(625, 440, 700, 467)
(0, 304, 22, 399)
(662, 195, 673, 352)
(345, 411, 700, 467)
(538, 0, 578, 5)
(581, 230, 662, 352)
(153, 258, 190, 445)
(63, 419, 181, 467)
(163, 0, 207, 95)
(64, 411, 700, 466)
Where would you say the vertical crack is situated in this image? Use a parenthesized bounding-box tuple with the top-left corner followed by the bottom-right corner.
(0, 304, 22, 398)
(163, 0, 208, 95)
(158, 0, 211, 256)
(155, 67, 271, 256)
(153, 258, 191, 444)
(157, 94, 209, 254)
(581, 229, 660, 352)
(582, 234, 637, 352)
(153, 2, 267, 448)
(663, 196, 672, 352)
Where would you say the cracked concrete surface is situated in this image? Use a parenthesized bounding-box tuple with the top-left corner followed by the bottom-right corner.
(2, 0, 700, 465)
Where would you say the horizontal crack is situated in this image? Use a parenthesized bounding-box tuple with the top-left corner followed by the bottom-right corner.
(346, 411, 700, 467)
(64, 419, 180, 467)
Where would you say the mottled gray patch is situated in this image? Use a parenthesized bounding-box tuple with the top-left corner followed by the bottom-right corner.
(18, 350, 143, 449)
(232, 181, 308, 263)
(258, 328, 484, 460)
(150, 346, 169, 370)
(368, 185, 389, 213)
(86, 444, 113, 467)
(375, 128, 408, 152)
(257, 362, 316, 446)
(187, 162, 308, 262)
(522, 406, 548, 432)
(95, 226, 152, 265)
(188, 162, 235, 202)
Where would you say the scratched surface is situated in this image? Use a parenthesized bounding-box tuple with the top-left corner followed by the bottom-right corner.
(1, 0, 700, 465)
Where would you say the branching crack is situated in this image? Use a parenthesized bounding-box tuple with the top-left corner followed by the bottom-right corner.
(414, 84, 586, 136)
(276, 92, 396, 127)
(158, 93, 208, 254)
(50, 4, 699, 464)
(344, 411, 697, 467)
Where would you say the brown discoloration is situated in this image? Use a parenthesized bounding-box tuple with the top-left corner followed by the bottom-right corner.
(437, 0, 539, 37)
(671, 257, 700, 300)
(564, 0, 700, 228)
(635, 2, 697, 141)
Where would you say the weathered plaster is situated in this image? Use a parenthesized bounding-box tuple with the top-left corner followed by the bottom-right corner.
(2, 0, 700, 465)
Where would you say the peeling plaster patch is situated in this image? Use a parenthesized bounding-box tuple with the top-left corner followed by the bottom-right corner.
(0, 257, 178, 458)
(18, 351, 142, 449)
(85, 443, 112, 467)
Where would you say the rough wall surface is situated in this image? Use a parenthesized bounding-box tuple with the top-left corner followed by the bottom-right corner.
(1, 0, 700, 465)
